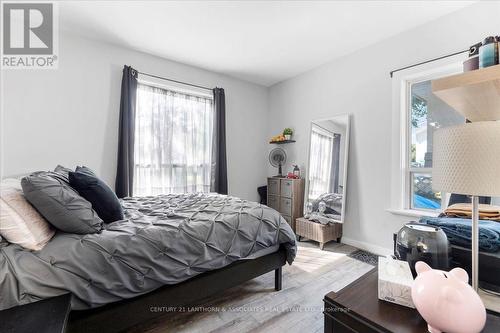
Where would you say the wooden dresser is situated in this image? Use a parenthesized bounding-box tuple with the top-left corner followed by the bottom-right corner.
(267, 177, 304, 231)
(324, 269, 500, 333)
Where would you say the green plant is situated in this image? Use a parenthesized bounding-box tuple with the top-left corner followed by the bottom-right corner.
(411, 95, 427, 128)
(283, 128, 293, 135)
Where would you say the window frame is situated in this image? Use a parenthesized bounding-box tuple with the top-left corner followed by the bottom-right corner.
(389, 54, 467, 217)
(404, 77, 442, 212)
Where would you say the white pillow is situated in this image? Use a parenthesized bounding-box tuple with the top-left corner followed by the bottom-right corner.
(0, 178, 55, 250)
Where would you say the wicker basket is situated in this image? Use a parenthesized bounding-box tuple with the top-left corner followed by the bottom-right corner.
(295, 217, 342, 250)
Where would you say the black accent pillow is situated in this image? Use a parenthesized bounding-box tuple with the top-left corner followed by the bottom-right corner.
(69, 171, 124, 223)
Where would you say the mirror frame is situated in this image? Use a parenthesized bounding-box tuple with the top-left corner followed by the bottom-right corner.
(303, 114, 350, 223)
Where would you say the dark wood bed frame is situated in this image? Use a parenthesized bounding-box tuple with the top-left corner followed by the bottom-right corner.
(67, 247, 287, 333)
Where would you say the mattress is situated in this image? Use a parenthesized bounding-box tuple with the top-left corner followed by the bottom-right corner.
(0, 193, 297, 310)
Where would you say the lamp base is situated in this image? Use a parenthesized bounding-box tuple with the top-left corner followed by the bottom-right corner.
(472, 196, 479, 291)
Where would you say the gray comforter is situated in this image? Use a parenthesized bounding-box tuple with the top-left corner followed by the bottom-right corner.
(0, 193, 296, 310)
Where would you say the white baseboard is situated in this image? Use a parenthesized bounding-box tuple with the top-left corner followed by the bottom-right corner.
(341, 237, 392, 257)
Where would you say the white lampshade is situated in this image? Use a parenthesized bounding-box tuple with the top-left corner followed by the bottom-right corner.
(433, 121, 500, 197)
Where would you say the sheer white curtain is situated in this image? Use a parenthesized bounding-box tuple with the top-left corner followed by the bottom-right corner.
(308, 126, 333, 200)
(133, 83, 214, 196)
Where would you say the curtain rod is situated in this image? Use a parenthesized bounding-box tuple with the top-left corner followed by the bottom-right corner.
(137, 71, 213, 91)
(389, 49, 468, 78)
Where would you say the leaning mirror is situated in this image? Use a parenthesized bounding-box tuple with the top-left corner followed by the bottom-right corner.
(304, 115, 350, 224)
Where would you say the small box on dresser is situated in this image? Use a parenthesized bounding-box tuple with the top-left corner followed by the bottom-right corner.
(377, 257, 415, 308)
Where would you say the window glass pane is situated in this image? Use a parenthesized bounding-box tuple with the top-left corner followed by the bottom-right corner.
(410, 80, 465, 168)
(411, 173, 441, 210)
(134, 83, 214, 196)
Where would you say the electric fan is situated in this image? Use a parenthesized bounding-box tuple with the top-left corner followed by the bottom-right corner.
(269, 148, 287, 177)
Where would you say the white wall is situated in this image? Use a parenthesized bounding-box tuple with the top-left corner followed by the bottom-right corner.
(268, 1, 500, 254)
(3, 1, 499, 254)
(2, 32, 269, 202)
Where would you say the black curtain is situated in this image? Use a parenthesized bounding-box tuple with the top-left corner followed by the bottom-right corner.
(115, 65, 138, 198)
(211, 88, 228, 195)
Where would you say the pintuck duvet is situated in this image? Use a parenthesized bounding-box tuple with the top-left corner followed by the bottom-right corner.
(0, 193, 297, 310)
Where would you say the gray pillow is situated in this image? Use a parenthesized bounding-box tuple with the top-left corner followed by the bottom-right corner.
(54, 165, 73, 184)
(21, 172, 103, 234)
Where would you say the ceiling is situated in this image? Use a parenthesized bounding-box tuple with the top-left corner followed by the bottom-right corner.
(60, 1, 475, 86)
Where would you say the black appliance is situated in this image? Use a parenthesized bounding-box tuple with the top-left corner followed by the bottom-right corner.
(394, 222, 450, 276)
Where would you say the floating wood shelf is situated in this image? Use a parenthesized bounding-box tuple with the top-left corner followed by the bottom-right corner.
(269, 140, 296, 144)
(431, 64, 500, 122)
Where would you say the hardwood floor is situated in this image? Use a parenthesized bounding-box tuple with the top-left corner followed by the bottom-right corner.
(127, 241, 375, 333)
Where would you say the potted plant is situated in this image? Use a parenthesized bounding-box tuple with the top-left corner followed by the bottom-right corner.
(283, 128, 293, 140)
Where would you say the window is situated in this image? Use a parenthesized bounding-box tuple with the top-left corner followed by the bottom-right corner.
(308, 125, 334, 200)
(406, 79, 465, 211)
(133, 82, 214, 196)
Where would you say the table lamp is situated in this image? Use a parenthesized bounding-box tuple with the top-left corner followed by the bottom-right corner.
(433, 121, 500, 290)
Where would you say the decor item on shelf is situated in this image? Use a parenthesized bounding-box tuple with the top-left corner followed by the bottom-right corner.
(479, 36, 499, 68)
(394, 222, 450, 277)
(433, 121, 500, 291)
(292, 164, 300, 178)
(378, 257, 415, 308)
(268, 148, 287, 177)
(463, 42, 482, 72)
(286, 165, 300, 179)
(283, 128, 293, 140)
(411, 261, 486, 333)
(269, 133, 286, 143)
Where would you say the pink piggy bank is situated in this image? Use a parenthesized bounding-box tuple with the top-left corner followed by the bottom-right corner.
(411, 261, 486, 333)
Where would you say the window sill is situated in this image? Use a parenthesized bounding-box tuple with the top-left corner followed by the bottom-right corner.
(386, 208, 440, 218)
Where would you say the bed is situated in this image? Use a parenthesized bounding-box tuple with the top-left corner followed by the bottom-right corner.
(419, 216, 500, 253)
(0, 192, 297, 331)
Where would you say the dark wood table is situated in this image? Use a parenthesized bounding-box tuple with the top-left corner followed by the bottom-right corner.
(324, 268, 500, 333)
(0, 294, 71, 333)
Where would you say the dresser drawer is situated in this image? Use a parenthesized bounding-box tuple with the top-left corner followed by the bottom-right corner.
(268, 178, 280, 195)
(267, 195, 279, 211)
(280, 179, 293, 198)
(279, 197, 292, 216)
